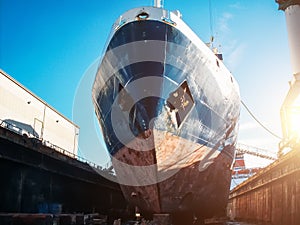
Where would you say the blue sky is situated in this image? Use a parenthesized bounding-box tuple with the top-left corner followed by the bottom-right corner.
(0, 0, 292, 166)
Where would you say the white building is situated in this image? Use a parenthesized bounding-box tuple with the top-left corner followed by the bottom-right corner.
(0, 69, 79, 155)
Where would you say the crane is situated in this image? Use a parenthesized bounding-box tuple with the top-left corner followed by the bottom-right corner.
(231, 143, 277, 181)
(236, 143, 277, 160)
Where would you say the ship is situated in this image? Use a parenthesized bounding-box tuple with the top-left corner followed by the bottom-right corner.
(92, 0, 240, 222)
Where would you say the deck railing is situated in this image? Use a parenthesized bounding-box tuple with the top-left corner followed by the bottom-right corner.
(0, 118, 114, 175)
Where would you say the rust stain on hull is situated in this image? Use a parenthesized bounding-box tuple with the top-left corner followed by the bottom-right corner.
(112, 129, 234, 217)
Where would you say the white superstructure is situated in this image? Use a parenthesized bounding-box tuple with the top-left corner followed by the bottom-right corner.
(154, 0, 163, 8)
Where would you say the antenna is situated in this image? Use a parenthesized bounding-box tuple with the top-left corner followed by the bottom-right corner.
(154, 0, 163, 8)
(208, 0, 214, 48)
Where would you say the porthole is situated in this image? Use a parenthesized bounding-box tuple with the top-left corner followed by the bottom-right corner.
(136, 12, 149, 20)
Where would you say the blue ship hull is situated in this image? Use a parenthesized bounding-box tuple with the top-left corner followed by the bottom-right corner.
(93, 10, 240, 219)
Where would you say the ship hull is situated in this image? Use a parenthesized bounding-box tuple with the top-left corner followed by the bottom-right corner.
(92, 6, 240, 219)
(112, 131, 234, 218)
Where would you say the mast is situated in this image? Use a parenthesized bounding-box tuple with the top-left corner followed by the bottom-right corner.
(154, 0, 163, 8)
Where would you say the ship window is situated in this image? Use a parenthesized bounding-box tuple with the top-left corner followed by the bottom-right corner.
(136, 12, 149, 20)
(162, 17, 176, 26)
(166, 80, 194, 128)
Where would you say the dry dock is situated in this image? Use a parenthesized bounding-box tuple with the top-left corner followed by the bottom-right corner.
(1, 120, 300, 225)
(227, 146, 300, 225)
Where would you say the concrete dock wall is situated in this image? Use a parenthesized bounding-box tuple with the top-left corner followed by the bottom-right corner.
(0, 126, 131, 222)
(228, 147, 300, 225)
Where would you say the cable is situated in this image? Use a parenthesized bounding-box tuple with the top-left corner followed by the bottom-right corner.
(241, 100, 282, 140)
